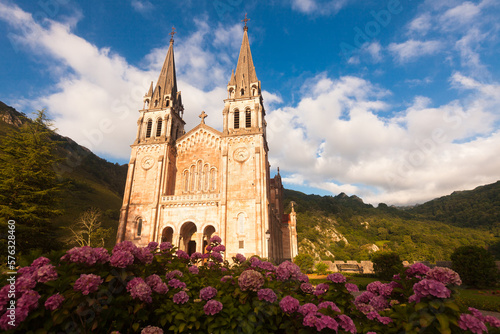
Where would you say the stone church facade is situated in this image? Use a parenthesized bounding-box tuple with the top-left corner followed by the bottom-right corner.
(116, 23, 298, 262)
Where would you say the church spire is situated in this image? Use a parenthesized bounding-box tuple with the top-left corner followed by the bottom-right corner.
(231, 15, 259, 99)
(150, 27, 179, 110)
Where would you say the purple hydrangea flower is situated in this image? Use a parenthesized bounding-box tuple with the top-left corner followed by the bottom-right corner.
(74, 274, 103, 295)
(319, 315, 338, 331)
(113, 240, 137, 254)
(165, 270, 183, 280)
(345, 283, 359, 292)
(300, 283, 314, 293)
(279, 296, 300, 313)
(141, 326, 163, 334)
(369, 295, 389, 312)
(257, 288, 277, 303)
(189, 266, 199, 274)
(176, 250, 189, 260)
(238, 270, 264, 291)
(35, 264, 58, 283)
(212, 245, 225, 252)
(127, 278, 152, 303)
(412, 279, 451, 300)
(168, 279, 186, 289)
(31, 257, 51, 268)
(318, 301, 341, 313)
(234, 253, 246, 263)
(458, 313, 488, 333)
(173, 291, 189, 304)
(44, 293, 64, 311)
(135, 247, 154, 264)
(299, 303, 318, 316)
(204, 299, 223, 315)
(220, 275, 234, 284)
(426, 267, 462, 286)
(327, 273, 346, 283)
(159, 242, 173, 252)
(314, 283, 329, 296)
(276, 261, 302, 281)
(337, 314, 357, 334)
(209, 235, 222, 244)
(210, 252, 223, 263)
(146, 242, 159, 251)
(16, 274, 36, 292)
(200, 286, 217, 301)
(298, 274, 309, 283)
(145, 275, 168, 294)
(258, 261, 276, 272)
(190, 252, 203, 261)
(406, 262, 430, 277)
(303, 314, 318, 328)
(110, 250, 135, 268)
(18, 289, 40, 312)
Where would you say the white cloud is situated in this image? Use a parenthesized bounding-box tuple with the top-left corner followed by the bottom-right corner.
(388, 39, 442, 63)
(131, 0, 154, 14)
(439, 1, 481, 30)
(407, 13, 432, 35)
(291, 0, 349, 16)
(268, 72, 500, 205)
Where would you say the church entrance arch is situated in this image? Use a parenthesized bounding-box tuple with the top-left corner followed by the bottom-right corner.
(179, 222, 197, 255)
(161, 227, 173, 243)
(202, 225, 216, 254)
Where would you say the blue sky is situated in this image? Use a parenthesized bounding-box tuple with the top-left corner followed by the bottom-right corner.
(1, 0, 500, 205)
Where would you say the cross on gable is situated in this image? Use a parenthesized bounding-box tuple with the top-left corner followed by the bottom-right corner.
(199, 111, 207, 124)
(242, 13, 250, 27)
(170, 26, 176, 41)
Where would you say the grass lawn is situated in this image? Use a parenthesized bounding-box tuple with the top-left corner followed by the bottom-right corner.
(455, 288, 500, 313)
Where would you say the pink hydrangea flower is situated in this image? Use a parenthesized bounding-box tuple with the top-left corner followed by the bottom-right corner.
(127, 278, 152, 303)
(176, 250, 189, 260)
(190, 252, 203, 261)
(220, 275, 234, 284)
(300, 283, 314, 293)
(369, 295, 389, 311)
(204, 299, 223, 315)
(210, 251, 223, 263)
(61, 246, 109, 265)
(337, 314, 357, 334)
(200, 286, 217, 300)
(165, 270, 183, 280)
(141, 325, 163, 334)
(168, 279, 186, 289)
(314, 283, 329, 296)
(303, 314, 318, 328)
(257, 288, 277, 303)
(426, 267, 462, 286)
(173, 291, 189, 304)
(319, 315, 338, 331)
(146, 242, 158, 251)
(44, 293, 64, 311)
(406, 262, 430, 277)
(345, 283, 359, 292)
(145, 275, 168, 294)
(209, 235, 222, 244)
(279, 295, 300, 313)
(234, 253, 246, 263)
(298, 274, 309, 283)
(135, 247, 154, 264)
(113, 240, 137, 254)
(31, 257, 51, 268)
(34, 264, 58, 283)
(18, 289, 40, 312)
(212, 245, 225, 252)
(238, 270, 264, 291)
(318, 301, 341, 313)
(412, 279, 451, 300)
(159, 242, 173, 252)
(276, 261, 302, 281)
(189, 266, 199, 274)
(16, 274, 36, 292)
(299, 303, 318, 316)
(74, 274, 103, 295)
(458, 313, 488, 334)
(327, 273, 346, 283)
(249, 257, 261, 267)
(258, 261, 276, 272)
(110, 250, 134, 268)
(355, 291, 375, 304)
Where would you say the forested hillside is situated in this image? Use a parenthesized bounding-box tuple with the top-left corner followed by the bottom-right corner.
(284, 189, 500, 262)
(0, 102, 127, 252)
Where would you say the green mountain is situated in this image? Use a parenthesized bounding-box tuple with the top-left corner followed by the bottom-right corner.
(0, 101, 128, 248)
(284, 188, 500, 262)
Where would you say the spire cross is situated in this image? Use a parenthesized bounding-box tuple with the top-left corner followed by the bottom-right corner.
(170, 26, 176, 42)
(199, 111, 207, 124)
(242, 13, 250, 29)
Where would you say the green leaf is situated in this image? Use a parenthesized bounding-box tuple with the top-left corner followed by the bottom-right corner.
(436, 314, 450, 334)
(179, 322, 186, 332)
(415, 302, 427, 311)
(132, 323, 140, 332)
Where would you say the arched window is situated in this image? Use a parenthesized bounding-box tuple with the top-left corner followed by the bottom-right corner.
(210, 168, 217, 191)
(144, 100, 149, 109)
(154, 100, 158, 107)
(183, 170, 189, 192)
(156, 118, 162, 137)
(204, 164, 210, 191)
(240, 88, 244, 96)
(245, 110, 251, 128)
(237, 213, 245, 234)
(190, 165, 196, 192)
(146, 119, 152, 138)
(137, 218, 143, 237)
(166, 98, 170, 107)
(234, 110, 239, 129)
(197, 160, 203, 191)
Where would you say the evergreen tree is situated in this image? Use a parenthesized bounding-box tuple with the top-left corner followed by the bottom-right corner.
(0, 109, 63, 256)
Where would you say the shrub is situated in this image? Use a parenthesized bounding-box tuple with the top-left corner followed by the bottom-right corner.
(451, 245, 498, 288)
(293, 253, 314, 273)
(371, 251, 403, 281)
(314, 261, 329, 275)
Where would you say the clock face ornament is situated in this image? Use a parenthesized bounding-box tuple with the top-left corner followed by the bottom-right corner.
(141, 155, 155, 170)
(233, 147, 249, 162)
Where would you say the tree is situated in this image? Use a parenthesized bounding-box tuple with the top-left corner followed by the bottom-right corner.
(371, 251, 403, 280)
(0, 109, 63, 255)
(66, 208, 112, 247)
(314, 261, 329, 275)
(293, 253, 314, 273)
(451, 245, 498, 288)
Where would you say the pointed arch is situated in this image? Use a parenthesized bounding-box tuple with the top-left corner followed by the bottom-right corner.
(245, 109, 251, 128)
(234, 109, 240, 129)
(156, 118, 163, 137)
(146, 119, 153, 138)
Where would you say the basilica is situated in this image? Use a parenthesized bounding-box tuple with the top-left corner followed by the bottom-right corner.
(116, 21, 298, 262)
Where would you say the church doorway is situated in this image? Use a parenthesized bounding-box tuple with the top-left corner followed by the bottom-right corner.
(202, 225, 216, 254)
(161, 227, 173, 243)
(179, 222, 197, 255)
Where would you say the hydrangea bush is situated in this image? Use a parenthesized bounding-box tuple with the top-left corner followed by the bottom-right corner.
(1, 239, 499, 333)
